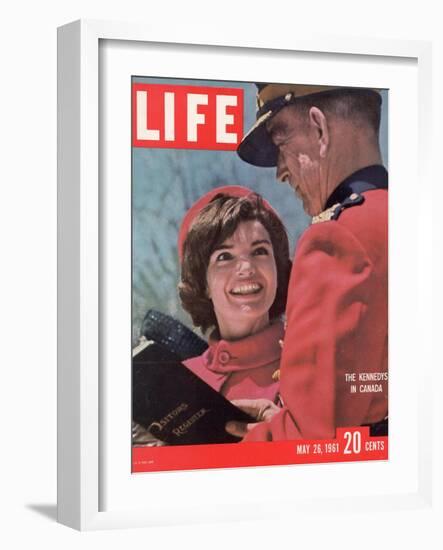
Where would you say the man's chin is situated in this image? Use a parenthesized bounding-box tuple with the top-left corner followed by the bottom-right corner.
(301, 197, 323, 217)
(301, 200, 317, 217)
(292, 190, 316, 216)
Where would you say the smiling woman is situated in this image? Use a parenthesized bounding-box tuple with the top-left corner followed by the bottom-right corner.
(178, 186, 292, 402)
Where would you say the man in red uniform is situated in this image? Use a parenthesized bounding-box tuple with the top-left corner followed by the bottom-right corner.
(227, 84, 388, 440)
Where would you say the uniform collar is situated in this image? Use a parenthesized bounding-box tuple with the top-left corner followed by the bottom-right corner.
(326, 165, 388, 210)
(205, 320, 284, 373)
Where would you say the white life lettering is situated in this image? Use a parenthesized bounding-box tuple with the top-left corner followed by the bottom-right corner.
(136, 91, 160, 141)
(164, 92, 175, 141)
(187, 94, 208, 142)
(216, 95, 238, 143)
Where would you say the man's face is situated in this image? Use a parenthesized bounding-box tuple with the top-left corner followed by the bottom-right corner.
(267, 106, 326, 217)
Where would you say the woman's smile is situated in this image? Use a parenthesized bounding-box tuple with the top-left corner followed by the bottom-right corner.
(230, 282, 263, 296)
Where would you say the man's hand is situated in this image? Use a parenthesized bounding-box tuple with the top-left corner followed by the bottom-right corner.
(226, 398, 280, 439)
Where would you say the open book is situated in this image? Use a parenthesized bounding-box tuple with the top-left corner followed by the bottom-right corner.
(132, 339, 254, 446)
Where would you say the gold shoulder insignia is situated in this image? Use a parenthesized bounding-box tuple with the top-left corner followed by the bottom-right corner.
(312, 203, 341, 224)
(311, 193, 365, 225)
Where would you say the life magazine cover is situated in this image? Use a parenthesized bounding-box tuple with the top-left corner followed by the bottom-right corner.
(131, 77, 389, 473)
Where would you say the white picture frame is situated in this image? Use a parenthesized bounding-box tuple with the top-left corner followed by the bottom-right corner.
(57, 19, 439, 535)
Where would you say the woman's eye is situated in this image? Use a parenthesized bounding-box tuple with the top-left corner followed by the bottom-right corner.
(216, 251, 233, 262)
(253, 246, 269, 256)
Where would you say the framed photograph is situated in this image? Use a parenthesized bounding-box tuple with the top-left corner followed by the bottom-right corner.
(58, 19, 437, 533)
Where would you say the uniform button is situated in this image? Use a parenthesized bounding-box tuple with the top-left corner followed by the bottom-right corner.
(218, 351, 231, 364)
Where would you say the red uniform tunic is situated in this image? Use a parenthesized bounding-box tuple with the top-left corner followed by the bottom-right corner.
(245, 187, 388, 441)
(183, 321, 283, 402)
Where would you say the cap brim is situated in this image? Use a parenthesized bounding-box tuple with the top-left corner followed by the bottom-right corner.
(237, 110, 278, 168)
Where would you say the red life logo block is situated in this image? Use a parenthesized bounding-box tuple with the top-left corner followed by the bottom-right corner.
(132, 83, 244, 150)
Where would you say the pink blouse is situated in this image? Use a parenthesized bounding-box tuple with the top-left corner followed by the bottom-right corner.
(183, 321, 284, 402)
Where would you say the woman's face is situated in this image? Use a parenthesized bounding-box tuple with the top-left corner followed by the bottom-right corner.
(206, 220, 278, 340)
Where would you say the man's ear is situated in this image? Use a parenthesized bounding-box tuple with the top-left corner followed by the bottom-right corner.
(309, 106, 329, 158)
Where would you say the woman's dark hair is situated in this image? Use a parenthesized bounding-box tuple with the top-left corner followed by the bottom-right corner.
(178, 193, 292, 334)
